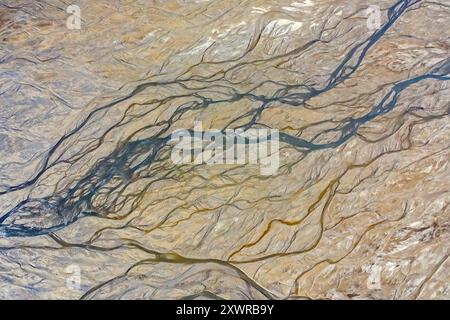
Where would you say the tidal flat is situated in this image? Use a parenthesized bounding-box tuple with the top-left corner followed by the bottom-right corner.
(0, 0, 449, 299)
